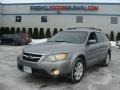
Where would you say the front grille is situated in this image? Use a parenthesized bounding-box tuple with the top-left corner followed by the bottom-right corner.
(23, 52, 42, 62)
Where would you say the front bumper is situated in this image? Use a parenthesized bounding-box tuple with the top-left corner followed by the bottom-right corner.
(17, 55, 70, 76)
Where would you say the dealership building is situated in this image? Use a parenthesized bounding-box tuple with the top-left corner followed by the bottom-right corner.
(0, 2, 120, 37)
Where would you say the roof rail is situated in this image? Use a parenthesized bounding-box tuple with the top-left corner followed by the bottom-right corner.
(95, 29, 102, 31)
(67, 27, 96, 30)
(67, 27, 101, 31)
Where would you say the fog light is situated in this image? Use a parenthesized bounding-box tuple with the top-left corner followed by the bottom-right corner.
(51, 69, 60, 76)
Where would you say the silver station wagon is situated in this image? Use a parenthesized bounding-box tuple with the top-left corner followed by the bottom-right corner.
(17, 27, 111, 83)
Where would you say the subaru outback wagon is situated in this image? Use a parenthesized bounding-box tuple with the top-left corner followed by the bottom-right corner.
(17, 27, 111, 83)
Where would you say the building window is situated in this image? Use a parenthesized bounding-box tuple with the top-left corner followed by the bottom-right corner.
(76, 16, 83, 23)
(16, 16, 21, 22)
(111, 17, 118, 24)
(41, 16, 47, 22)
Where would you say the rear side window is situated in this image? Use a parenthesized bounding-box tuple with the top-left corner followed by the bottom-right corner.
(102, 34, 109, 42)
(96, 33, 108, 43)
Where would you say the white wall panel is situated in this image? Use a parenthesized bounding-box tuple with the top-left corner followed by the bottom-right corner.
(1, 3, 120, 36)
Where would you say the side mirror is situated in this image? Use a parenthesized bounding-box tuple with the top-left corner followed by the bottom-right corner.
(88, 40, 97, 45)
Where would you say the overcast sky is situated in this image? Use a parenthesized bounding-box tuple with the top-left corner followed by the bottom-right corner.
(1, 0, 120, 3)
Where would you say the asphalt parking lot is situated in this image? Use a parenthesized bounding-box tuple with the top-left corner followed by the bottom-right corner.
(0, 45, 120, 90)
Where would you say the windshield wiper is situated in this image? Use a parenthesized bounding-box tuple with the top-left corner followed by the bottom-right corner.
(47, 40, 71, 43)
(54, 41, 72, 43)
(47, 40, 65, 42)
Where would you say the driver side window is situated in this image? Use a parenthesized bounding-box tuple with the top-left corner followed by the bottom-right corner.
(87, 32, 97, 45)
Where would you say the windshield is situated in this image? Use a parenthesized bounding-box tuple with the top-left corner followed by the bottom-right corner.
(48, 31, 88, 44)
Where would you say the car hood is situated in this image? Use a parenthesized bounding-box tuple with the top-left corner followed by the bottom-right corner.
(23, 42, 84, 55)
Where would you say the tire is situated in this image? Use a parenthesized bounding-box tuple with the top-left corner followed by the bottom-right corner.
(101, 53, 111, 66)
(70, 58, 85, 83)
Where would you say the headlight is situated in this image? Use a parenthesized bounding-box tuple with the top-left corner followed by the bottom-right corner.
(44, 54, 68, 62)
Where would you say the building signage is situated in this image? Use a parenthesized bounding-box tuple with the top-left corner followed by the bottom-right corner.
(30, 5, 98, 11)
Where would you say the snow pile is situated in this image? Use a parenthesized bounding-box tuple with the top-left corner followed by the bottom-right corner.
(110, 41, 119, 48)
(110, 41, 116, 47)
(29, 38, 47, 44)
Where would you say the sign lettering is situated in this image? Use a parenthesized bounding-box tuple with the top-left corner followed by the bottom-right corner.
(31, 5, 98, 11)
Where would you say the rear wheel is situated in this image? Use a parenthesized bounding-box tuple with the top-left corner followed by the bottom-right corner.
(70, 58, 85, 83)
(101, 53, 111, 66)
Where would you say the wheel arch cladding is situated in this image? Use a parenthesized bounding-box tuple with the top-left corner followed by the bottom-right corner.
(69, 53, 87, 73)
(77, 55, 87, 68)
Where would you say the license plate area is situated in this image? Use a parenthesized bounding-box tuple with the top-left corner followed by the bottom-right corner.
(23, 66, 32, 73)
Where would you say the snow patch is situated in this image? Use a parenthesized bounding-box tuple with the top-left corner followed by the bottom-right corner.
(110, 41, 116, 47)
(110, 41, 119, 48)
(87, 68, 112, 90)
(29, 38, 47, 44)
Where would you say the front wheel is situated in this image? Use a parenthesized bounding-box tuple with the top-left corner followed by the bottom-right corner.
(70, 59, 85, 83)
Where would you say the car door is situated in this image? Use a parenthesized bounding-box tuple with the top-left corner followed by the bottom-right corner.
(96, 33, 109, 60)
(85, 32, 101, 66)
